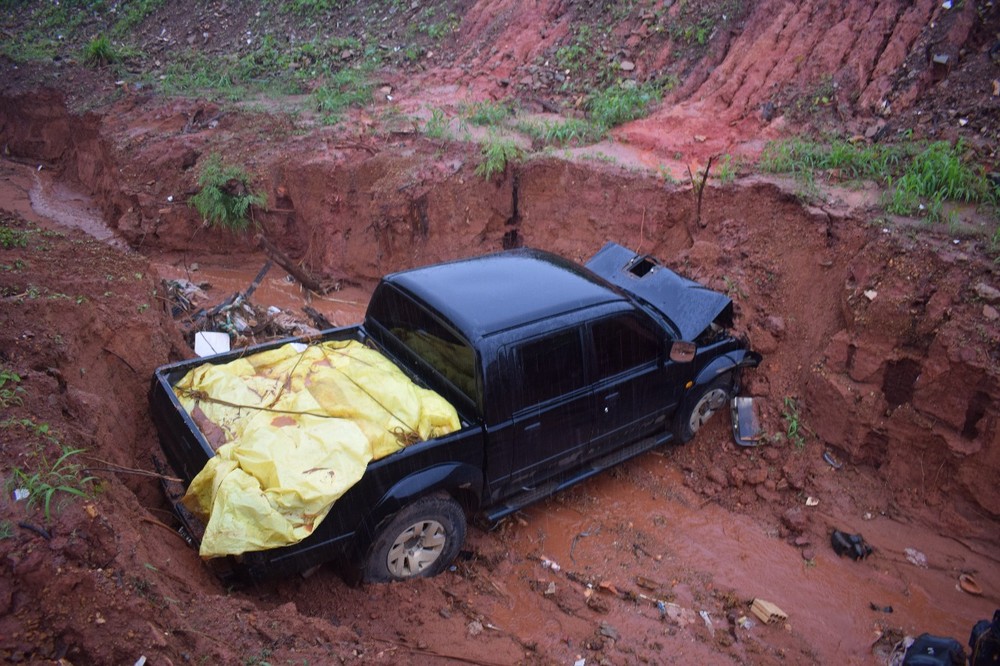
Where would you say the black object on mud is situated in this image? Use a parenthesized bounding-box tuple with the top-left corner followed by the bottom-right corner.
(902, 633, 965, 665)
(830, 530, 873, 560)
(969, 609, 1000, 666)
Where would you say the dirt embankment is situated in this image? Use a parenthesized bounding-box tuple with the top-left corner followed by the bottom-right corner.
(1, 0, 1000, 663)
(3, 86, 999, 522)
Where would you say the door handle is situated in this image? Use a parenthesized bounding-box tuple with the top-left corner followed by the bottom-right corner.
(524, 422, 541, 432)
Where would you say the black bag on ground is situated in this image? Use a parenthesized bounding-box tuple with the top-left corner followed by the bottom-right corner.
(969, 609, 1000, 666)
(902, 633, 966, 665)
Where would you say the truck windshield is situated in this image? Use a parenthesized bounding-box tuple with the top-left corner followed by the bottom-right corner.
(368, 284, 478, 405)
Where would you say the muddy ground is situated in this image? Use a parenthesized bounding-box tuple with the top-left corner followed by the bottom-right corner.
(1, 1, 999, 664)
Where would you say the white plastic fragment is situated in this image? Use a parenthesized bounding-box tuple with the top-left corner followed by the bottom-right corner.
(194, 331, 231, 357)
(863, 290, 878, 301)
(905, 547, 928, 568)
(13, 488, 29, 501)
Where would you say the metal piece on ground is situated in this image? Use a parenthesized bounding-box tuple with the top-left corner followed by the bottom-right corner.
(731, 396, 762, 447)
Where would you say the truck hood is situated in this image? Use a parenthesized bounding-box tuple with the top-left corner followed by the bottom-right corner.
(585, 242, 733, 341)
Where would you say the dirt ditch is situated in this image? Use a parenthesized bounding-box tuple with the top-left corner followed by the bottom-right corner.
(1, 85, 998, 665)
(2, 0, 1000, 660)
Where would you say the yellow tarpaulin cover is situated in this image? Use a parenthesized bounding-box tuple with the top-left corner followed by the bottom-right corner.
(173, 339, 461, 558)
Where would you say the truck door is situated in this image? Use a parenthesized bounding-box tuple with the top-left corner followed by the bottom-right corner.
(502, 326, 594, 492)
(588, 311, 675, 451)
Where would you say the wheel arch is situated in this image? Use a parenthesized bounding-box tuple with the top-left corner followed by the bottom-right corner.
(350, 462, 482, 564)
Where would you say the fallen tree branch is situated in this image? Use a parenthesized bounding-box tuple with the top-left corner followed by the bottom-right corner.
(257, 235, 341, 295)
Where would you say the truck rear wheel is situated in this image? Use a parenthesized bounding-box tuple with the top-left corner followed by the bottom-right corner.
(363, 494, 466, 582)
(673, 377, 731, 443)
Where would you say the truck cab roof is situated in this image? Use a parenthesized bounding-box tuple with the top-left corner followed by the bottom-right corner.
(383, 249, 625, 341)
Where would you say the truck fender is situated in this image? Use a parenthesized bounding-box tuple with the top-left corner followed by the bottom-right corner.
(351, 463, 484, 559)
(693, 349, 762, 389)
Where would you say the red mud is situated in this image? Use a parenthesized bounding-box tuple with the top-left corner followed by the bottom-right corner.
(1, 1, 999, 664)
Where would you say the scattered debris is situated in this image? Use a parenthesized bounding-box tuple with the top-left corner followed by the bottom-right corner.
(193, 331, 230, 357)
(870, 602, 894, 613)
(736, 615, 755, 630)
(805, 496, 820, 507)
(822, 451, 843, 469)
(958, 574, 982, 596)
(598, 622, 619, 640)
(831, 530, 873, 560)
(731, 396, 762, 446)
(904, 548, 928, 568)
(864, 289, 878, 301)
(540, 556, 561, 572)
(699, 610, 715, 636)
(750, 598, 788, 625)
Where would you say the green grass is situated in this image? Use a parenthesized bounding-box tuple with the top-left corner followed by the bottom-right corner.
(9, 444, 96, 522)
(715, 154, 739, 185)
(83, 34, 116, 67)
(760, 138, 1000, 228)
(423, 108, 450, 139)
(189, 154, 267, 232)
(586, 81, 666, 129)
(313, 66, 374, 122)
(781, 397, 806, 449)
(0, 225, 30, 249)
(515, 118, 604, 147)
(0, 368, 25, 408)
(465, 100, 514, 127)
(476, 135, 523, 180)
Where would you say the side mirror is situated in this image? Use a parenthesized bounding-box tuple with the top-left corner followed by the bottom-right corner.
(669, 341, 696, 363)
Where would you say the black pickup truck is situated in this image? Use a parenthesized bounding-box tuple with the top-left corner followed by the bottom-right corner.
(150, 242, 760, 582)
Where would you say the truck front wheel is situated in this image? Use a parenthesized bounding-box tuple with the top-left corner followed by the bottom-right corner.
(673, 377, 732, 443)
(363, 494, 466, 582)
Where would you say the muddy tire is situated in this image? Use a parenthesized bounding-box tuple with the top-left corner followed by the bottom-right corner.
(673, 377, 732, 444)
(363, 494, 466, 583)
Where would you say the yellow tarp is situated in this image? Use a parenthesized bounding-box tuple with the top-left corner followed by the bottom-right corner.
(173, 339, 461, 558)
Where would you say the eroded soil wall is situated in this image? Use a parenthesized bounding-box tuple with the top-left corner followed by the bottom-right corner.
(2, 91, 998, 523)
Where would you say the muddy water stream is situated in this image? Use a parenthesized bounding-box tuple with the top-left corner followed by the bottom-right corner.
(5, 155, 998, 665)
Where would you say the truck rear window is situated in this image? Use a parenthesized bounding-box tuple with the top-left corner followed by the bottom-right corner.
(368, 284, 477, 403)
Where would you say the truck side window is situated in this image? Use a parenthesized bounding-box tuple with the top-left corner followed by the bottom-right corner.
(591, 314, 660, 379)
(515, 329, 585, 410)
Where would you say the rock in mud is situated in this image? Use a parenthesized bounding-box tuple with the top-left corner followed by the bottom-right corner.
(782, 507, 808, 534)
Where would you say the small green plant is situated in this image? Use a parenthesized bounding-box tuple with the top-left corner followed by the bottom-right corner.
(0, 225, 29, 249)
(190, 154, 266, 232)
(418, 13, 459, 40)
(423, 108, 449, 139)
(313, 67, 373, 122)
(465, 100, 513, 127)
(586, 81, 661, 129)
(715, 154, 739, 185)
(0, 520, 12, 540)
(516, 118, 604, 147)
(9, 445, 95, 522)
(476, 135, 523, 180)
(0, 368, 25, 408)
(83, 34, 116, 67)
(782, 397, 806, 449)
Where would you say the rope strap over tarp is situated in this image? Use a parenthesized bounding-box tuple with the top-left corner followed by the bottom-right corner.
(173, 339, 461, 557)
